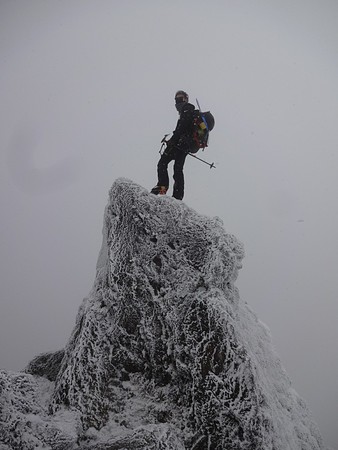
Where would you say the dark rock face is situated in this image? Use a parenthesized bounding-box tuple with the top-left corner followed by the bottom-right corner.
(25, 349, 65, 381)
(0, 179, 326, 449)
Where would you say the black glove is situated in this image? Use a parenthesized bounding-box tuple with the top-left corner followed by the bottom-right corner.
(162, 137, 173, 154)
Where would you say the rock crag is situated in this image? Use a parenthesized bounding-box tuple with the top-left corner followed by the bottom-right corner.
(0, 178, 325, 449)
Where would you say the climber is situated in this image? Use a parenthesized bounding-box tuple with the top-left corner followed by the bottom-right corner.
(151, 90, 199, 200)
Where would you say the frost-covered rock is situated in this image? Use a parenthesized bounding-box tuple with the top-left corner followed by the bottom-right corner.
(0, 370, 80, 449)
(25, 349, 65, 381)
(0, 178, 326, 449)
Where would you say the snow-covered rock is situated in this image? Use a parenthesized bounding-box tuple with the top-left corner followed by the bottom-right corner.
(0, 370, 80, 449)
(0, 178, 326, 449)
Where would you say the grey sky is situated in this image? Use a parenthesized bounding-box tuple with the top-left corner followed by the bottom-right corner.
(1, 1, 337, 448)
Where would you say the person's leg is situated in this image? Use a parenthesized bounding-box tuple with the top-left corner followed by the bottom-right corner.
(151, 152, 173, 195)
(173, 150, 187, 200)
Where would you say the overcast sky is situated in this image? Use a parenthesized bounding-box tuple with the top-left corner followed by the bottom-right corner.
(1, 1, 337, 448)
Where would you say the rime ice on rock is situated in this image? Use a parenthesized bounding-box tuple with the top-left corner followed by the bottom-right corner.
(0, 178, 326, 449)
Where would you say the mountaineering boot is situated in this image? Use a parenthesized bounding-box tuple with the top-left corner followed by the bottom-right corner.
(150, 185, 168, 196)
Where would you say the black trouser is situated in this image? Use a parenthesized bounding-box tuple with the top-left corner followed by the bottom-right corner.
(157, 146, 187, 200)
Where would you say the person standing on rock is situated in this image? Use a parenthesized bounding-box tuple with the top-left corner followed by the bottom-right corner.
(151, 90, 199, 201)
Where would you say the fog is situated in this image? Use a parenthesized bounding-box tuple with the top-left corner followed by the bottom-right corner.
(1, 1, 337, 447)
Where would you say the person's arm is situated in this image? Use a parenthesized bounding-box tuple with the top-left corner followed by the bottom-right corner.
(170, 104, 195, 146)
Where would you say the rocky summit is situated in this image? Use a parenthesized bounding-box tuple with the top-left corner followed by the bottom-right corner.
(0, 178, 325, 449)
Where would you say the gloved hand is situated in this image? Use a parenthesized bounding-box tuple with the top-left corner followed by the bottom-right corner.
(176, 136, 191, 154)
(163, 141, 174, 156)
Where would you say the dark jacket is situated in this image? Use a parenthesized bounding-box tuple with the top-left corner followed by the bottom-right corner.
(169, 102, 196, 149)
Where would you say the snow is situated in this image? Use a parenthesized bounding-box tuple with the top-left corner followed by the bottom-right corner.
(0, 178, 327, 449)
(0, 370, 80, 449)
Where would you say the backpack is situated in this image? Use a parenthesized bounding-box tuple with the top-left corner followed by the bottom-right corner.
(192, 110, 215, 150)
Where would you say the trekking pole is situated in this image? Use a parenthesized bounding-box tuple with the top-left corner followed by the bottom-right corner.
(188, 152, 216, 169)
(159, 134, 170, 154)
